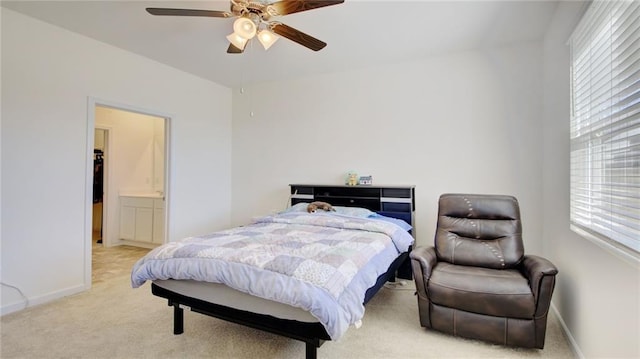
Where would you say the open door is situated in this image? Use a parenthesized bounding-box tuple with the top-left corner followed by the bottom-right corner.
(86, 98, 171, 288)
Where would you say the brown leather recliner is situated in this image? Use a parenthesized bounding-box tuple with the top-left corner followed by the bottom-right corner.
(410, 194, 558, 348)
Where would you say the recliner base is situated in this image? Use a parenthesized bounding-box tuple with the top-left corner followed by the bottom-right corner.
(425, 303, 547, 349)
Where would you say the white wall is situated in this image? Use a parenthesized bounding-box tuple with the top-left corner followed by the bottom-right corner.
(96, 107, 159, 194)
(542, 2, 640, 358)
(232, 42, 544, 252)
(1, 9, 232, 314)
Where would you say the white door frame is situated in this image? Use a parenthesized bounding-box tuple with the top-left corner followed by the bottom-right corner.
(84, 97, 172, 288)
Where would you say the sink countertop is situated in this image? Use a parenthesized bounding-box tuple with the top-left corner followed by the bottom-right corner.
(119, 192, 164, 199)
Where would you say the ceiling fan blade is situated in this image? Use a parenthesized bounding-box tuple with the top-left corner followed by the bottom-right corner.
(146, 8, 232, 18)
(271, 23, 326, 51)
(268, 0, 344, 16)
(227, 43, 245, 54)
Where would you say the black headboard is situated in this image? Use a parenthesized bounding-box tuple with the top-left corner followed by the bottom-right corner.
(289, 184, 415, 230)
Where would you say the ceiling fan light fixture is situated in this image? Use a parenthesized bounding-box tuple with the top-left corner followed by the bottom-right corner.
(233, 16, 257, 39)
(226, 33, 248, 50)
(146, 0, 346, 54)
(257, 29, 279, 50)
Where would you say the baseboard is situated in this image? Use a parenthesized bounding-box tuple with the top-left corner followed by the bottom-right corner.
(550, 303, 585, 359)
(1, 283, 87, 316)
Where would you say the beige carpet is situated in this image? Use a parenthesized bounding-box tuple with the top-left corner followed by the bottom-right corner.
(2, 263, 575, 358)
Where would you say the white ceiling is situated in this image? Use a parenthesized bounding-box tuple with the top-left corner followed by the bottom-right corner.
(2, 0, 559, 88)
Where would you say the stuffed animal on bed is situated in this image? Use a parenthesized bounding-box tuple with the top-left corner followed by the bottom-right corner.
(307, 201, 335, 213)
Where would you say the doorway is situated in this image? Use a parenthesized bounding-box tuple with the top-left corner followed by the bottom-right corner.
(86, 98, 170, 287)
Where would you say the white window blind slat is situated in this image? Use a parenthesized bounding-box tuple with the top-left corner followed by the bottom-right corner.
(570, 0, 640, 253)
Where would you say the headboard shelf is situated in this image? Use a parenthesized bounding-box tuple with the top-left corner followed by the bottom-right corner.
(289, 183, 415, 226)
(290, 184, 415, 206)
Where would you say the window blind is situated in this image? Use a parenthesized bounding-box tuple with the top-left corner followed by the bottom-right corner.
(569, 0, 640, 253)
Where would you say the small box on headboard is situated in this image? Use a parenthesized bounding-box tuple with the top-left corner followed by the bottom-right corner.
(358, 176, 373, 185)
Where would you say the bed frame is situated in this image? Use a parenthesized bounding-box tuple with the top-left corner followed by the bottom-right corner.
(150, 184, 416, 359)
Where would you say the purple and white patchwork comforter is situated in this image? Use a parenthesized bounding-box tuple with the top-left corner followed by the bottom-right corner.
(131, 211, 414, 340)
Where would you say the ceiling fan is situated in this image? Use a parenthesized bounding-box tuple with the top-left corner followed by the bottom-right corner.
(146, 0, 344, 54)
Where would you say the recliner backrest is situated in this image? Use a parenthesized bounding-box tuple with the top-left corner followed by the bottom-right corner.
(435, 193, 524, 269)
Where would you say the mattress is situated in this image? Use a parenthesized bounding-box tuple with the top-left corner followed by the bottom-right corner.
(153, 279, 319, 323)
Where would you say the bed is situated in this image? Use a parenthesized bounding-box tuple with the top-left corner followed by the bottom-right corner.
(131, 184, 415, 359)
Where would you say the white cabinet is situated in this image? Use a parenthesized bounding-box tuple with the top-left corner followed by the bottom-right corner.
(119, 196, 164, 244)
(119, 205, 137, 240)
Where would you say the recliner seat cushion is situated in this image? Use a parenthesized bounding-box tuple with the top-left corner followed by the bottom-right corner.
(428, 262, 535, 319)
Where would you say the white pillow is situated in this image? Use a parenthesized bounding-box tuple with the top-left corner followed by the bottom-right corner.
(333, 206, 374, 218)
(281, 202, 309, 212)
(282, 203, 374, 218)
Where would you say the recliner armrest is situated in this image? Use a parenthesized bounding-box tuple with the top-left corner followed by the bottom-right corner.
(410, 247, 438, 275)
(522, 255, 558, 283)
(410, 246, 438, 329)
(522, 255, 558, 317)
(410, 246, 438, 295)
